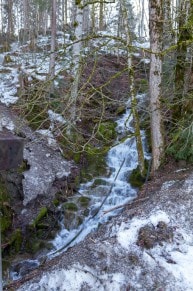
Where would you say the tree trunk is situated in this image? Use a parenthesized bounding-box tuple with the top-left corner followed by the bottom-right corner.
(7, 0, 14, 38)
(91, 4, 96, 33)
(121, 0, 145, 176)
(70, 2, 83, 123)
(149, 0, 164, 173)
(48, 0, 57, 94)
(99, 0, 104, 31)
(173, 1, 193, 119)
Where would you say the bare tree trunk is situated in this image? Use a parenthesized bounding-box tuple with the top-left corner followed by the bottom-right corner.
(7, 0, 14, 38)
(48, 0, 57, 94)
(149, 0, 164, 173)
(70, 2, 83, 123)
(91, 4, 96, 33)
(173, 1, 193, 120)
(22, 0, 29, 43)
(65, 0, 68, 26)
(0, 0, 3, 33)
(121, 0, 145, 176)
(99, 0, 104, 31)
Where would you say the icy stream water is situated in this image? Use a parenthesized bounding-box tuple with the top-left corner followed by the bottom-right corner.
(50, 97, 149, 254)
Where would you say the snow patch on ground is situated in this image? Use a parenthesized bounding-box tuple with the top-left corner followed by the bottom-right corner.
(18, 264, 126, 291)
(0, 116, 15, 131)
(117, 210, 193, 290)
(117, 210, 170, 249)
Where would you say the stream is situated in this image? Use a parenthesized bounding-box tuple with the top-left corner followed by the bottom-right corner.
(9, 95, 150, 282)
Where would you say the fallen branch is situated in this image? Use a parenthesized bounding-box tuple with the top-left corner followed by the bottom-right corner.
(102, 196, 149, 215)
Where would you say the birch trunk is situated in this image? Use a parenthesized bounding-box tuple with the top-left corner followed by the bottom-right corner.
(149, 0, 164, 173)
(70, 3, 83, 123)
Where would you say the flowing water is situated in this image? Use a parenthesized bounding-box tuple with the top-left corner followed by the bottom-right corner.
(9, 96, 150, 281)
(51, 97, 150, 254)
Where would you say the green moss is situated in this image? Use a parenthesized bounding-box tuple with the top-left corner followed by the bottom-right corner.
(3, 54, 13, 63)
(33, 207, 48, 227)
(78, 196, 90, 207)
(116, 106, 126, 115)
(129, 160, 149, 188)
(97, 121, 117, 142)
(17, 83, 50, 130)
(80, 146, 109, 182)
(0, 176, 12, 235)
(167, 122, 193, 162)
(73, 152, 81, 163)
(10, 229, 22, 253)
(18, 160, 30, 173)
(52, 198, 60, 207)
(62, 202, 78, 211)
(0, 205, 12, 233)
(91, 178, 110, 188)
(25, 104, 49, 130)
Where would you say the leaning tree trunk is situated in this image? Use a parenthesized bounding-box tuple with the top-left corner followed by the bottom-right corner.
(149, 0, 164, 173)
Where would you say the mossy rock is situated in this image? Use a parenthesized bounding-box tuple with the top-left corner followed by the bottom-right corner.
(116, 106, 126, 115)
(129, 161, 149, 188)
(3, 54, 13, 64)
(62, 202, 78, 211)
(63, 212, 83, 231)
(78, 196, 91, 207)
(79, 145, 109, 182)
(91, 178, 109, 188)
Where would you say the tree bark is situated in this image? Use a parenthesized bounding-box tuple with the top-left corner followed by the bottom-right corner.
(149, 0, 164, 173)
(48, 0, 57, 94)
(173, 0, 193, 119)
(121, 0, 145, 176)
(70, 2, 83, 123)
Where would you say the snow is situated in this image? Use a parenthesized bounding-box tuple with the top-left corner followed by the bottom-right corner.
(117, 210, 193, 290)
(36, 129, 58, 148)
(117, 210, 170, 249)
(48, 109, 66, 125)
(18, 264, 126, 291)
(17, 207, 193, 290)
(140, 58, 150, 64)
(0, 116, 15, 131)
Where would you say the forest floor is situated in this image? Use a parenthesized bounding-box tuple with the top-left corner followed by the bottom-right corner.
(6, 159, 193, 290)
